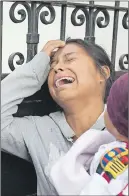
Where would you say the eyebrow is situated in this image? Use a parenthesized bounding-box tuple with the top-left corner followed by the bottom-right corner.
(64, 52, 77, 57)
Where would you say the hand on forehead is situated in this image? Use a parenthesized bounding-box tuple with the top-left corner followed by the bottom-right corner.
(50, 43, 84, 62)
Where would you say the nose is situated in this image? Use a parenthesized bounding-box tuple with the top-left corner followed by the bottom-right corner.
(54, 68, 64, 74)
(53, 63, 64, 73)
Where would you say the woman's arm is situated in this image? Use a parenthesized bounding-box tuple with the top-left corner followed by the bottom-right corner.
(1, 40, 65, 161)
(1, 52, 50, 160)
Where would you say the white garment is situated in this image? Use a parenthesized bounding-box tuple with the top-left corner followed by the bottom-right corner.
(50, 131, 128, 195)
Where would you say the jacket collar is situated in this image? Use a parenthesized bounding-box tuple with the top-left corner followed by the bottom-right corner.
(50, 105, 106, 142)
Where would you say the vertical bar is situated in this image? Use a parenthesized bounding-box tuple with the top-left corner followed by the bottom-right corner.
(26, 2, 39, 62)
(85, 1, 95, 43)
(111, 1, 120, 76)
(0, 1, 3, 73)
(60, 4, 67, 41)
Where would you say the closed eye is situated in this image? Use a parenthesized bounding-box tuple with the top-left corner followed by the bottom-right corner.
(65, 58, 76, 63)
(50, 57, 76, 69)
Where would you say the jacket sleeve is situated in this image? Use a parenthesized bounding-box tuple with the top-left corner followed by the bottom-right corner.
(1, 52, 50, 161)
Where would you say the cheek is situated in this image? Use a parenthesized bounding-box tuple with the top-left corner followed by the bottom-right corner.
(76, 61, 98, 80)
(48, 71, 54, 88)
(47, 72, 56, 98)
(76, 67, 99, 89)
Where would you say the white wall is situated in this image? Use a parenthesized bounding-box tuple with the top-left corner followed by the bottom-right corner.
(2, 1, 128, 73)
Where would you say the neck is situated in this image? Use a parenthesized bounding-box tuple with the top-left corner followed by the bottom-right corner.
(64, 99, 104, 138)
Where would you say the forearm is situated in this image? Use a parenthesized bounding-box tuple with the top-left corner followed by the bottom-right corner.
(1, 52, 50, 128)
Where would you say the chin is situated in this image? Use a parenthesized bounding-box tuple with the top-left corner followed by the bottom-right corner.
(53, 92, 76, 105)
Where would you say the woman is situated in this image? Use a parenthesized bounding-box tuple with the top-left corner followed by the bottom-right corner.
(1, 39, 115, 195)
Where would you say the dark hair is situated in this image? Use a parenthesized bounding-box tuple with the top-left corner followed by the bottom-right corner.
(65, 38, 114, 102)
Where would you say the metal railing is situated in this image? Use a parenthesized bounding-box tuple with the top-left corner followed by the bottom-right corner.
(1, 1, 128, 75)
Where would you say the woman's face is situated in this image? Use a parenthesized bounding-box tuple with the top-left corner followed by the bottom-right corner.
(48, 43, 104, 106)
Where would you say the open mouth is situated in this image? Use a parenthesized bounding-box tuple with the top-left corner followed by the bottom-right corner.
(55, 77, 75, 88)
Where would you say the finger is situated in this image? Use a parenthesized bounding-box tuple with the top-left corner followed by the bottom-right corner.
(47, 40, 65, 45)
(45, 43, 65, 55)
(50, 42, 65, 51)
(45, 40, 65, 48)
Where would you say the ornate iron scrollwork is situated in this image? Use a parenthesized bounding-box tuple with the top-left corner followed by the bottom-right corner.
(122, 11, 128, 29)
(9, 2, 30, 23)
(9, 2, 30, 69)
(8, 52, 25, 71)
(93, 9, 110, 28)
(71, 6, 110, 42)
(6, 1, 128, 73)
(119, 54, 128, 70)
(8, 2, 56, 70)
(71, 7, 89, 26)
(37, 4, 56, 25)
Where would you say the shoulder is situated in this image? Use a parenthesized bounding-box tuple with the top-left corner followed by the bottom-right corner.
(21, 113, 61, 139)
(32, 112, 62, 130)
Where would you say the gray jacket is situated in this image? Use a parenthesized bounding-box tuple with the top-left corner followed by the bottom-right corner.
(1, 52, 114, 195)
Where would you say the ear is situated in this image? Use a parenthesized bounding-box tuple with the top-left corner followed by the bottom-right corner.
(100, 66, 110, 82)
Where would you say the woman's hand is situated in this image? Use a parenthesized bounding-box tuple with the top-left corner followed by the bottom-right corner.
(42, 40, 65, 57)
